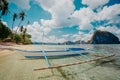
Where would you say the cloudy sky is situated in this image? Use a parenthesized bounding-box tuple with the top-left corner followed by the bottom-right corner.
(2, 0, 120, 43)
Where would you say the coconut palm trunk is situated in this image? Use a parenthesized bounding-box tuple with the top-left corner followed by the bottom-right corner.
(12, 13, 17, 32)
(15, 11, 25, 33)
(23, 28, 27, 43)
(16, 20, 22, 32)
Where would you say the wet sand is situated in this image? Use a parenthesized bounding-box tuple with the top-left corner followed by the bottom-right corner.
(0, 44, 120, 80)
(0, 45, 64, 80)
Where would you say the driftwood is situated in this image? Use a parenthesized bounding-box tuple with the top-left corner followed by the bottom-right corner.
(34, 53, 115, 71)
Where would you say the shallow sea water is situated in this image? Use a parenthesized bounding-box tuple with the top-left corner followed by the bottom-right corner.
(0, 44, 120, 80)
(31, 44, 120, 80)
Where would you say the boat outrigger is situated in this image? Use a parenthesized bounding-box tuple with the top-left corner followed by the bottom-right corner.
(15, 47, 115, 71)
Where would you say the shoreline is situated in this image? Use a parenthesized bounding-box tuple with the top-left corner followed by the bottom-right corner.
(0, 42, 33, 58)
(0, 42, 21, 58)
(0, 42, 17, 46)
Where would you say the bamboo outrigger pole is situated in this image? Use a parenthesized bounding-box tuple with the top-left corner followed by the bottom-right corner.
(34, 53, 115, 71)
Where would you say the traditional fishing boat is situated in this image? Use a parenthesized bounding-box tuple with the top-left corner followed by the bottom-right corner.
(15, 47, 115, 71)
(15, 48, 90, 58)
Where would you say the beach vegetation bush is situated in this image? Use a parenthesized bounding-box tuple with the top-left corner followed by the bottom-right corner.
(26, 34, 31, 38)
(11, 33, 32, 44)
(23, 36, 32, 44)
(14, 34, 22, 43)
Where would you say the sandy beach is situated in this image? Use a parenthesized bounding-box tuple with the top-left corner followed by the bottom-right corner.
(0, 44, 120, 80)
(0, 0, 120, 80)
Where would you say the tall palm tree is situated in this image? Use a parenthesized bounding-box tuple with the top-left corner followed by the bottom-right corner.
(23, 28, 27, 43)
(0, 0, 9, 19)
(21, 21, 30, 43)
(12, 13, 17, 32)
(18, 11, 25, 27)
(16, 11, 25, 32)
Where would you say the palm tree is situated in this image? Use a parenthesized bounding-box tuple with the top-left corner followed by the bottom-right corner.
(18, 11, 25, 27)
(21, 20, 30, 43)
(20, 26, 23, 32)
(23, 28, 27, 43)
(12, 13, 17, 32)
(19, 25, 27, 43)
(0, 0, 9, 19)
(16, 11, 25, 32)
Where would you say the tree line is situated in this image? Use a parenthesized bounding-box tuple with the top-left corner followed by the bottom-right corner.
(0, 0, 32, 44)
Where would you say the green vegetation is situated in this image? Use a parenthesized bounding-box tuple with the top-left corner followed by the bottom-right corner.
(0, 0, 32, 44)
(0, 22, 12, 40)
(0, 21, 32, 44)
(14, 34, 22, 43)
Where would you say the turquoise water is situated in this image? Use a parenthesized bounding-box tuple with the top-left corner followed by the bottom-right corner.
(31, 44, 120, 66)
(30, 44, 120, 59)
(32, 44, 120, 54)
(31, 44, 120, 80)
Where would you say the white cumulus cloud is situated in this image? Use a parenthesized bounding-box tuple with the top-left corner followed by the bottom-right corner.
(71, 31, 93, 42)
(71, 8, 96, 30)
(82, 0, 109, 9)
(97, 4, 120, 24)
(35, 0, 75, 28)
(26, 22, 51, 42)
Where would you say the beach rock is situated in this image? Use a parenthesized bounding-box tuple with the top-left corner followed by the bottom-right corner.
(90, 30, 120, 44)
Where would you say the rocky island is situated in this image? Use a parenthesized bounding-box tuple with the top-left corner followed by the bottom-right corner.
(90, 30, 120, 44)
